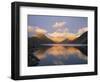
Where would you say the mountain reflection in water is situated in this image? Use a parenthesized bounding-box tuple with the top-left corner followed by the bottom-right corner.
(28, 44, 87, 66)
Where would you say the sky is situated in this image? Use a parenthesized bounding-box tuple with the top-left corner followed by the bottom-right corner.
(28, 15, 87, 33)
(28, 15, 88, 42)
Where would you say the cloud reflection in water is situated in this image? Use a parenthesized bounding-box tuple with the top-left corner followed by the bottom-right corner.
(28, 44, 87, 66)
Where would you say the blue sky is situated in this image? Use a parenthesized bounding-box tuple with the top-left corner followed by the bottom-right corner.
(28, 15, 88, 33)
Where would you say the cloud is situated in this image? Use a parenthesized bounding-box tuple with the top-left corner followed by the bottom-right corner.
(47, 32, 67, 42)
(47, 31, 78, 42)
(34, 26, 47, 34)
(53, 21, 66, 29)
(66, 33, 77, 41)
(28, 26, 47, 34)
(77, 27, 88, 36)
(52, 21, 69, 33)
(48, 32, 67, 38)
(28, 26, 34, 33)
(28, 26, 47, 37)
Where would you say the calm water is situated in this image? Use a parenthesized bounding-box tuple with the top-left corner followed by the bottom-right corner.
(28, 44, 87, 66)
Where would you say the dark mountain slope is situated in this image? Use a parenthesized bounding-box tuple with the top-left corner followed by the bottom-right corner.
(72, 32, 88, 44)
(28, 34, 54, 48)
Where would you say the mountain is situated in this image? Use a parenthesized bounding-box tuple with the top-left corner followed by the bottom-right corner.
(28, 32, 88, 49)
(61, 39, 70, 43)
(62, 32, 88, 44)
(28, 34, 54, 48)
(71, 32, 88, 44)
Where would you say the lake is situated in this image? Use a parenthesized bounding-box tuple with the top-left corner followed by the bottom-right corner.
(28, 44, 87, 66)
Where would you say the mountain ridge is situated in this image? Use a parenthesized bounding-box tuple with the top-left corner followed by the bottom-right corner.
(28, 32, 88, 48)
